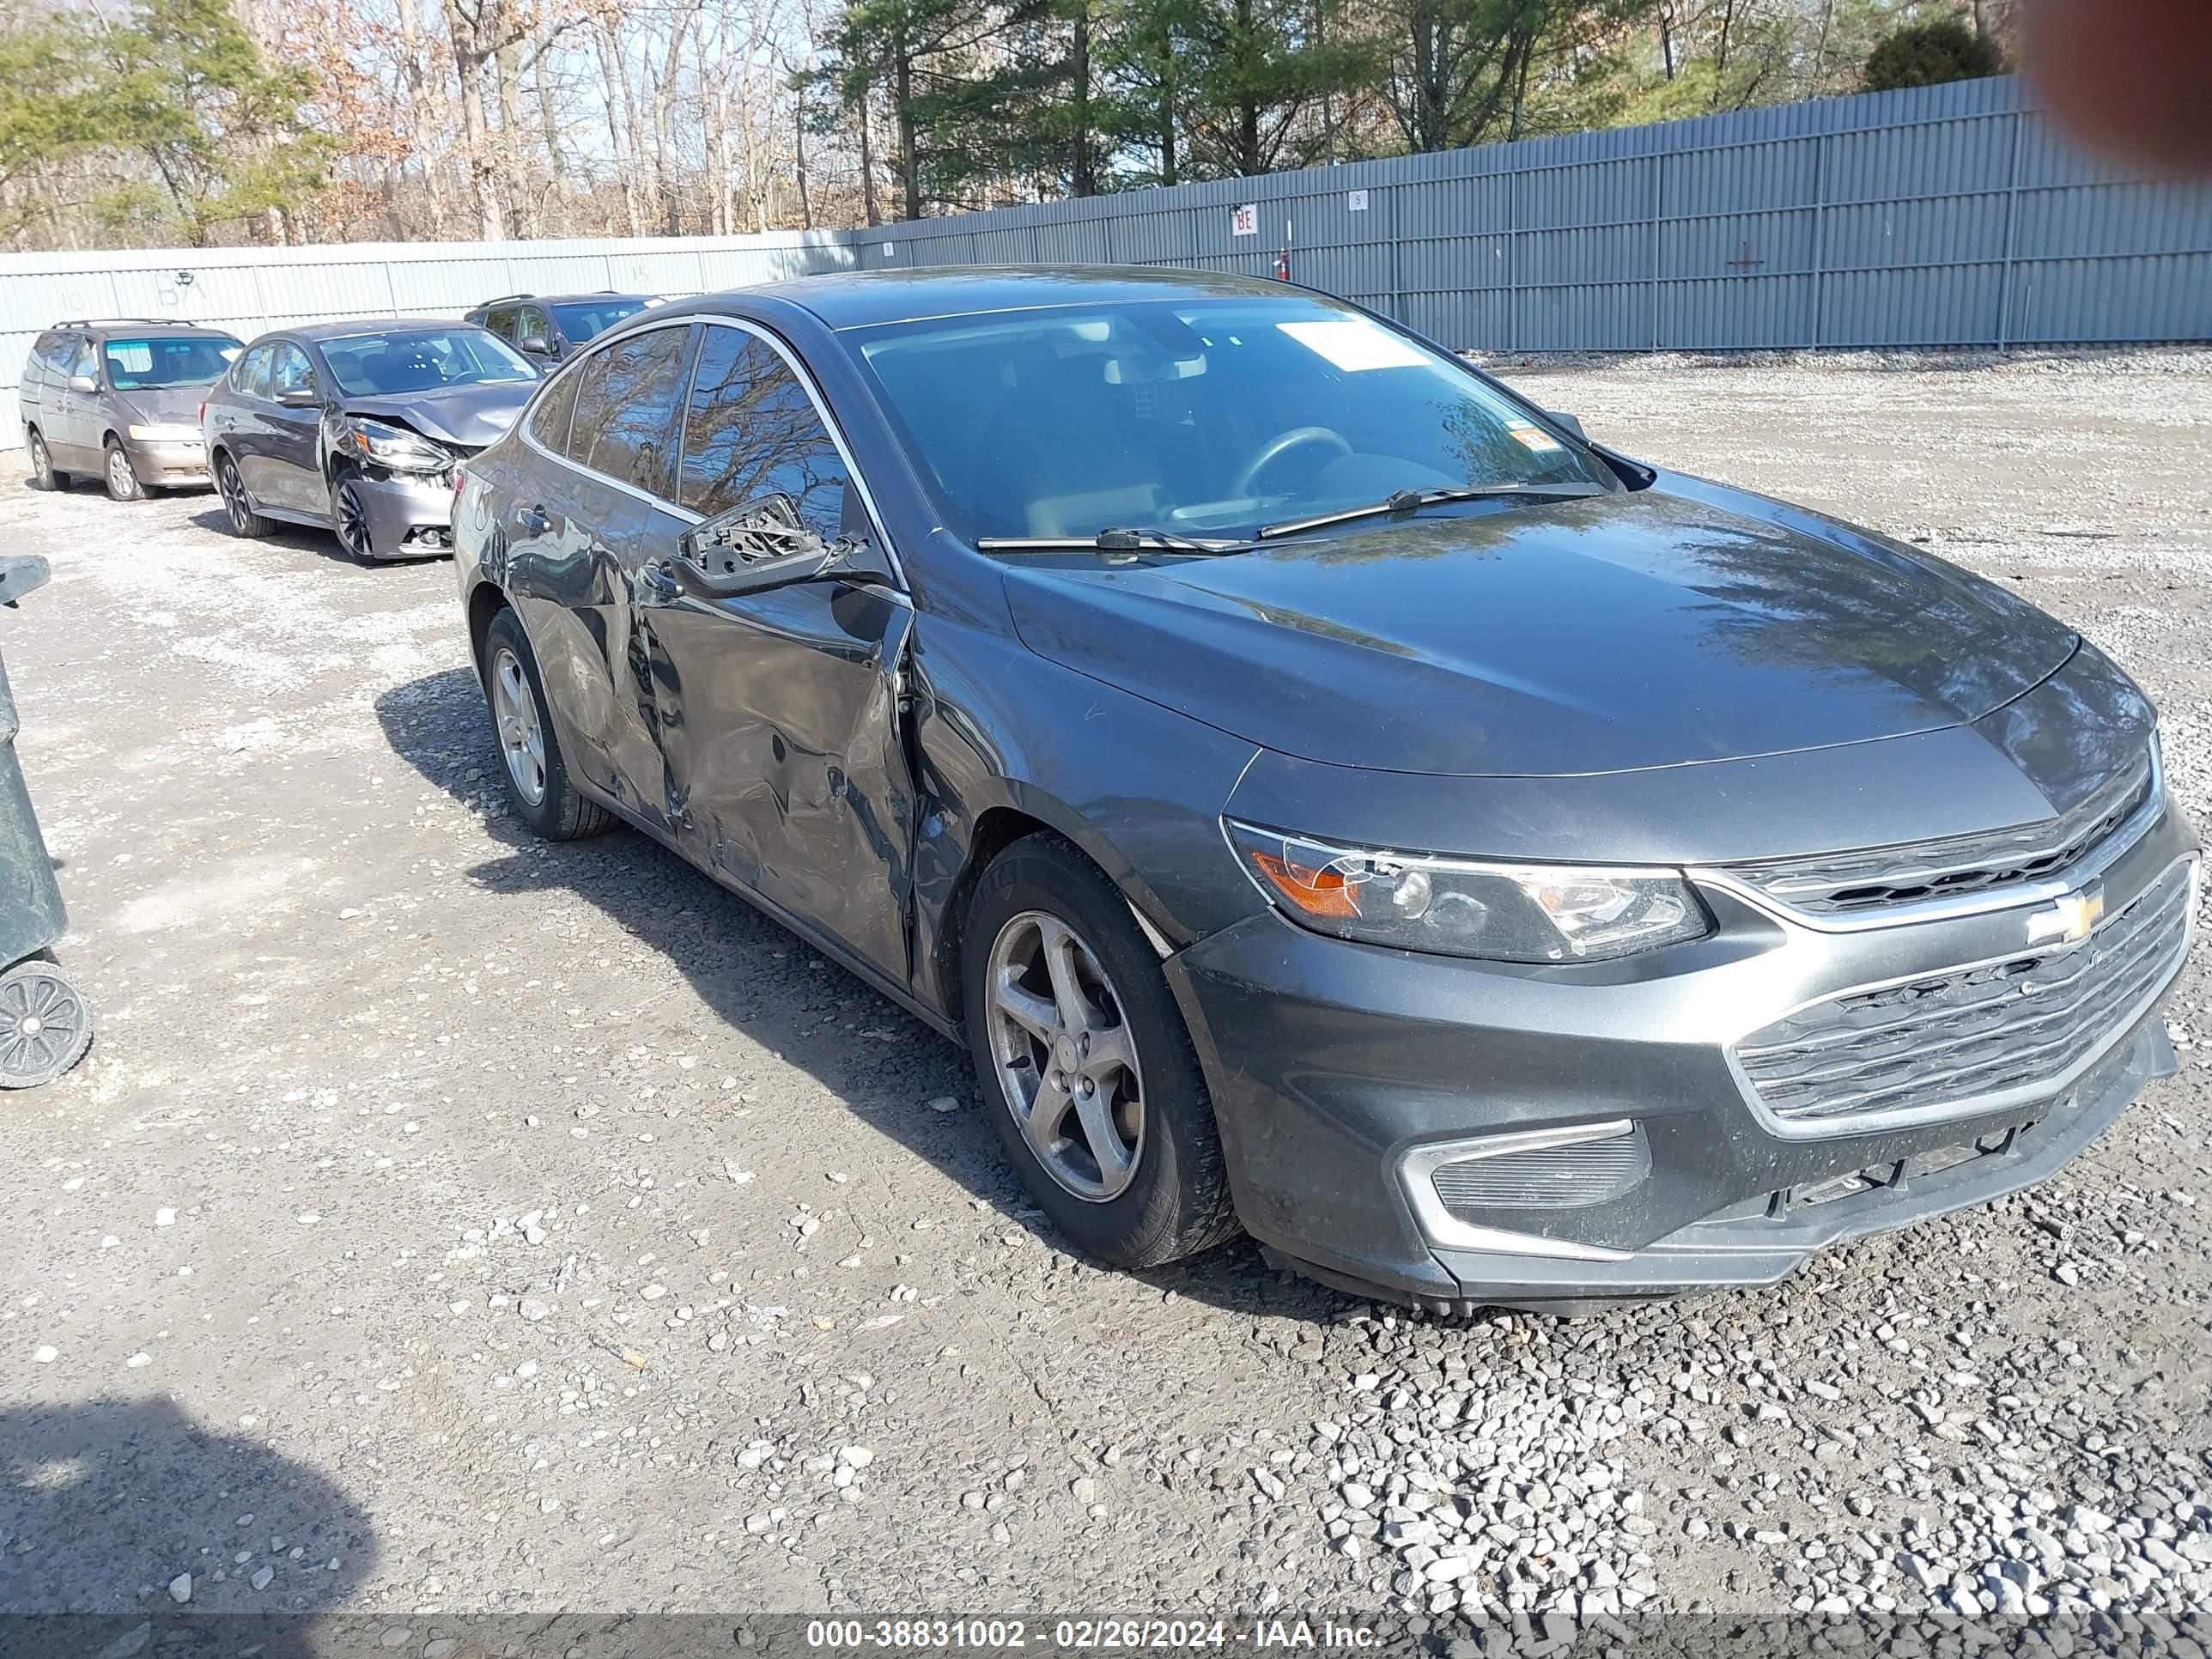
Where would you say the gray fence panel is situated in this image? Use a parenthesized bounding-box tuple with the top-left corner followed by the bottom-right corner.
(5, 76, 2209, 438)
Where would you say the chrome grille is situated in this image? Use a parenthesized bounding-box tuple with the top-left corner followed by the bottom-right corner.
(1735, 861, 2191, 1129)
(1725, 751, 2154, 915)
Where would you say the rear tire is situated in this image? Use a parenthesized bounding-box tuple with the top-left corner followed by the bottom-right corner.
(0, 958, 93, 1087)
(215, 452, 273, 538)
(961, 832, 1240, 1268)
(103, 440, 144, 502)
(27, 430, 65, 491)
(480, 606, 611, 841)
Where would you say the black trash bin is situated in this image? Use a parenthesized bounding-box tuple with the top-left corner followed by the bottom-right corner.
(0, 555, 92, 1085)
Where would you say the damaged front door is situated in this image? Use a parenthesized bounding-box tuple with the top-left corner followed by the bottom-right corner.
(638, 320, 917, 990)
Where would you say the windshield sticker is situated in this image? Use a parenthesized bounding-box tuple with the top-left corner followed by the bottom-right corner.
(1510, 423, 1565, 452)
(1274, 319, 1427, 373)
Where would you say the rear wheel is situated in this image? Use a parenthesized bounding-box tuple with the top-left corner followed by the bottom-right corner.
(331, 474, 375, 561)
(962, 833, 1239, 1267)
(103, 439, 144, 502)
(0, 959, 93, 1087)
(216, 452, 272, 538)
(481, 606, 611, 841)
(27, 430, 64, 491)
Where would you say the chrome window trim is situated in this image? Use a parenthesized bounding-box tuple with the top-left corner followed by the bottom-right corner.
(1398, 1120, 1638, 1261)
(514, 312, 908, 593)
(1722, 853, 2198, 1140)
(1691, 756, 2168, 935)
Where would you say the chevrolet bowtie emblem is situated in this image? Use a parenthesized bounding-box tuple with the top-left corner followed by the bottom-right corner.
(2027, 884, 2105, 947)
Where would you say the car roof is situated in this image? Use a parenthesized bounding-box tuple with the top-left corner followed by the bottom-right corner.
(471, 292, 657, 308)
(653, 264, 1306, 331)
(50, 320, 241, 341)
(241, 319, 489, 345)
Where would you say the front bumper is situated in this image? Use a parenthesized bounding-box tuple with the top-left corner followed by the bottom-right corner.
(354, 471, 458, 557)
(1169, 794, 2198, 1313)
(122, 436, 210, 488)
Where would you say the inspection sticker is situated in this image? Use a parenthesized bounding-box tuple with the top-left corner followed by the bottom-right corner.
(1509, 422, 1565, 452)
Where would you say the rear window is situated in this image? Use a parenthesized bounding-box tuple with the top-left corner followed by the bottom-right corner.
(103, 335, 240, 390)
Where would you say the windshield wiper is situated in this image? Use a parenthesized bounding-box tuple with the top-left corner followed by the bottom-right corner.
(975, 527, 1253, 558)
(1258, 481, 1608, 540)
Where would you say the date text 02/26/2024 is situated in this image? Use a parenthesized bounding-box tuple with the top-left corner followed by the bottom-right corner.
(799, 1619, 1382, 1650)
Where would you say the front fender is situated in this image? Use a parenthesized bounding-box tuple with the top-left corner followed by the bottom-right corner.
(907, 610, 1267, 1020)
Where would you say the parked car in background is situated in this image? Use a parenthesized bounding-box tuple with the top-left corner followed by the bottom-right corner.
(21, 319, 243, 500)
(203, 320, 538, 561)
(465, 292, 659, 367)
(451, 267, 2197, 1314)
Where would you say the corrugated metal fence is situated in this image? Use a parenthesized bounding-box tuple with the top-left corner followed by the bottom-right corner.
(6, 74, 2209, 437)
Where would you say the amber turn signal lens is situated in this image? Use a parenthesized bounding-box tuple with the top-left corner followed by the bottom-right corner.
(1249, 849, 1363, 919)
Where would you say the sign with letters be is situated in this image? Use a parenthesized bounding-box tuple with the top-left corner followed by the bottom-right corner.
(1231, 204, 1258, 237)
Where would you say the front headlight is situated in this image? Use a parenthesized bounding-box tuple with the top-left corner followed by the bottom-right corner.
(1225, 820, 1711, 963)
(341, 416, 453, 474)
(126, 423, 200, 442)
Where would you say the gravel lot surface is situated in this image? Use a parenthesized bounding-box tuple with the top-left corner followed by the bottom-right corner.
(3, 350, 2211, 1639)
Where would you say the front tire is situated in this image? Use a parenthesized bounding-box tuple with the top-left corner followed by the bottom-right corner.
(215, 452, 272, 538)
(331, 474, 375, 562)
(103, 440, 144, 502)
(962, 833, 1239, 1267)
(480, 607, 611, 841)
(0, 958, 93, 1086)
(27, 430, 65, 491)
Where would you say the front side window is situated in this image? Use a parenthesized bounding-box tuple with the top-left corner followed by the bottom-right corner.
(101, 335, 240, 390)
(67, 339, 96, 380)
(847, 295, 1612, 543)
(235, 345, 273, 398)
(550, 299, 647, 346)
(516, 305, 552, 346)
(317, 328, 537, 398)
(563, 325, 695, 499)
(271, 343, 316, 399)
(679, 325, 852, 538)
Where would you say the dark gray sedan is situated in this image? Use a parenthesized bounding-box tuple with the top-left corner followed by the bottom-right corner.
(447, 267, 2197, 1314)
(203, 320, 538, 560)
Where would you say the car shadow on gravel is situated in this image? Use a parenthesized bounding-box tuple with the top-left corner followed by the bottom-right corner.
(0, 1395, 375, 1648)
(374, 666, 1363, 1325)
(184, 505, 402, 569)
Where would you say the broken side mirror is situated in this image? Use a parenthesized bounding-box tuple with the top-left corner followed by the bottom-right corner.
(673, 494, 848, 596)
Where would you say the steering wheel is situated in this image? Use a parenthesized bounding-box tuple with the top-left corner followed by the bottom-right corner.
(1231, 426, 1353, 498)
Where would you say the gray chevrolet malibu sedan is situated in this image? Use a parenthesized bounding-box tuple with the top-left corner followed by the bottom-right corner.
(448, 267, 2197, 1313)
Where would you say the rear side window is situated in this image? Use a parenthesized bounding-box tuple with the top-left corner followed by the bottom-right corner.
(565, 325, 695, 500)
(235, 345, 273, 398)
(528, 363, 583, 453)
(36, 334, 77, 375)
(680, 324, 852, 538)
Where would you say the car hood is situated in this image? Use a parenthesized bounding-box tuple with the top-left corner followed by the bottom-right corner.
(338, 382, 531, 449)
(1002, 486, 2078, 778)
(114, 386, 210, 427)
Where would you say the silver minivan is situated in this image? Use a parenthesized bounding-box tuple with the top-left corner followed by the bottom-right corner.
(21, 319, 242, 500)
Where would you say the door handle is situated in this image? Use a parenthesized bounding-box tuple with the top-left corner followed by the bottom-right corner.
(516, 503, 551, 537)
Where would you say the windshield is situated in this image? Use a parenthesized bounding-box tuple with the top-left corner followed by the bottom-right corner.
(320, 329, 537, 397)
(848, 295, 1612, 543)
(102, 335, 240, 391)
(550, 300, 648, 343)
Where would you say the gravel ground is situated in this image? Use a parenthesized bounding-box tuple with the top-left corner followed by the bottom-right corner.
(3, 349, 2211, 1639)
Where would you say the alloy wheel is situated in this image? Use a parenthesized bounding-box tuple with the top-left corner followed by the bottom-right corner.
(333, 478, 374, 560)
(983, 910, 1146, 1201)
(29, 434, 52, 489)
(106, 445, 136, 499)
(219, 459, 249, 531)
(489, 645, 547, 806)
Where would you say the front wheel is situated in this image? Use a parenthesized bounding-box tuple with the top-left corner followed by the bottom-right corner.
(480, 607, 611, 841)
(962, 832, 1239, 1267)
(104, 440, 144, 502)
(331, 474, 375, 561)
